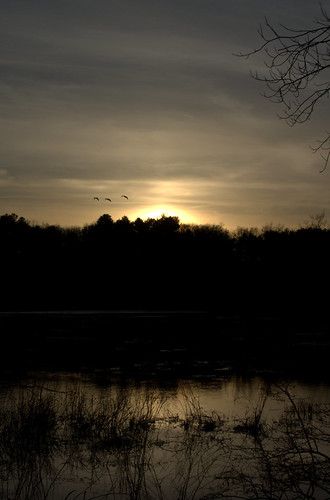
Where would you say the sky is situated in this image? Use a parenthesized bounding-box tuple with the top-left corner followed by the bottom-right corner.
(1, 0, 329, 230)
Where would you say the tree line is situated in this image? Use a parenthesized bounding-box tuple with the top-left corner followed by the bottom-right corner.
(1, 212, 329, 316)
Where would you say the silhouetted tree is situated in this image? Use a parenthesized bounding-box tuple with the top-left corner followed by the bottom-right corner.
(0, 213, 28, 229)
(83, 213, 114, 243)
(96, 213, 114, 227)
(0, 213, 31, 262)
(242, 6, 330, 170)
(0, 213, 30, 248)
(114, 215, 132, 233)
(153, 214, 180, 233)
(144, 217, 157, 232)
(134, 217, 152, 234)
(305, 210, 328, 229)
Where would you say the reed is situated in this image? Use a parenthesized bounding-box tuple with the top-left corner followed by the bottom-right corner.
(0, 381, 329, 499)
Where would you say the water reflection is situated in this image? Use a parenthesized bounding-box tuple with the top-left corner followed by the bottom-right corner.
(3, 371, 330, 422)
(1, 372, 330, 499)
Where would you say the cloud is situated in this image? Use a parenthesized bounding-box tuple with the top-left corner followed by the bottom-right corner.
(0, 0, 329, 229)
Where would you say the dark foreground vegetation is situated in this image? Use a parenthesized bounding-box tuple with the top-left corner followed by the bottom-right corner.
(1, 380, 330, 499)
(1, 212, 329, 316)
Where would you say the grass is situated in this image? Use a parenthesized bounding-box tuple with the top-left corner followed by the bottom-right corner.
(0, 380, 330, 499)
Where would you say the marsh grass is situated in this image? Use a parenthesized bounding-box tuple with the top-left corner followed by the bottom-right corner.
(61, 385, 165, 449)
(233, 386, 270, 439)
(0, 384, 60, 499)
(0, 381, 330, 499)
(1, 385, 58, 456)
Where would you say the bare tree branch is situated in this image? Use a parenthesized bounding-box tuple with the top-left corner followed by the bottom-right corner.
(237, 6, 330, 171)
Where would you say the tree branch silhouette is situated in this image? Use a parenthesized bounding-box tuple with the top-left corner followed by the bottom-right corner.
(238, 6, 330, 171)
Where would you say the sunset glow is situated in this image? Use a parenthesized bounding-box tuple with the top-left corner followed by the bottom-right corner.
(0, 1, 328, 230)
(131, 205, 200, 225)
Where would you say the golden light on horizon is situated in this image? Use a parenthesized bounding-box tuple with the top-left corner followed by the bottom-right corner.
(131, 205, 200, 225)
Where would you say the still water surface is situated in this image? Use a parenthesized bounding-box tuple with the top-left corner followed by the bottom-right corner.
(1, 370, 330, 499)
(1, 308, 330, 498)
(10, 370, 330, 422)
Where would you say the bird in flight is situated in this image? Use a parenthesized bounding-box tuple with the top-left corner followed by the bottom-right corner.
(94, 197, 99, 201)
(121, 195, 128, 199)
(105, 198, 111, 202)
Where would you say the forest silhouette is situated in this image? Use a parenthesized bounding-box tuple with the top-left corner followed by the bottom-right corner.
(1, 211, 330, 378)
(1, 211, 329, 317)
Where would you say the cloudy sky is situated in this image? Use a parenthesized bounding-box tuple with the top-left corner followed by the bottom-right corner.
(1, 0, 329, 229)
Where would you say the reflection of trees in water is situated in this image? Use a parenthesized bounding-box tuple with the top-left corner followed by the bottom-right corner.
(1, 382, 330, 499)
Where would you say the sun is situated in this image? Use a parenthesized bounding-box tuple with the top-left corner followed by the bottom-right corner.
(131, 205, 199, 224)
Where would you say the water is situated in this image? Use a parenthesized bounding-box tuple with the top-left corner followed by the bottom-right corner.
(1, 310, 330, 498)
(1, 371, 330, 499)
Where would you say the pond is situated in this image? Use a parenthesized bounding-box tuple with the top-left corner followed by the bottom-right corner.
(1, 310, 330, 499)
(1, 370, 330, 499)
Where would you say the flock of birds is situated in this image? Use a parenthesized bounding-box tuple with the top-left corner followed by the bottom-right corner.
(94, 195, 129, 202)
